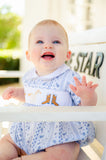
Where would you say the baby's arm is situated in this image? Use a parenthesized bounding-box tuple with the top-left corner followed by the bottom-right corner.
(70, 75, 98, 106)
(2, 87, 25, 102)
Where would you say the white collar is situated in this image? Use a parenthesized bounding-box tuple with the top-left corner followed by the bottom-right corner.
(32, 64, 70, 81)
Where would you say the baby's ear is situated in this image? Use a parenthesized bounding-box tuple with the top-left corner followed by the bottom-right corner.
(26, 50, 30, 61)
(66, 50, 71, 60)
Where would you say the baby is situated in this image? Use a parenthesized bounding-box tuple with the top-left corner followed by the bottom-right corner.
(0, 19, 98, 160)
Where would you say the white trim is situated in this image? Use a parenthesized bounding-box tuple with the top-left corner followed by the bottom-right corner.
(0, 71, 24, 78)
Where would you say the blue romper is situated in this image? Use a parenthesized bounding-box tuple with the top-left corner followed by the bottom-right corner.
(10, 64, 95, 155)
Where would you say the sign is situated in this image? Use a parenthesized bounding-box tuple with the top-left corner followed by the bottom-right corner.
(67, 51, 104, 79)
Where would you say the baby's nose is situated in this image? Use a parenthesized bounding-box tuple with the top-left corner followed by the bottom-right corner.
(44, 42, 53, 49)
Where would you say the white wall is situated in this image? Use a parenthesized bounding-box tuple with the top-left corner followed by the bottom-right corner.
(92, 0, 106, 29)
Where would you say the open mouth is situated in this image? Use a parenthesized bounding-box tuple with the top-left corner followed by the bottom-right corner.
(41, 52, 55, 60)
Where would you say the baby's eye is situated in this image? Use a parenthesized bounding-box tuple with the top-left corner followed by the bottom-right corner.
(36, 40, 43, 44)
(53, 40, 61, 44)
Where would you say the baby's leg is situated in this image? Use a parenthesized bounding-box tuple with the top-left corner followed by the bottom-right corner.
(45, 142, 80, 160)
(0, 133, 25, 160)
(13, 142, 80, 160)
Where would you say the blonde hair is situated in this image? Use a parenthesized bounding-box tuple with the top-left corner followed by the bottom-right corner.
(28, 19, 69, 49)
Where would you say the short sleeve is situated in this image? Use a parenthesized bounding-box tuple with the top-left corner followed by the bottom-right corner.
(65, 70, 81, 106)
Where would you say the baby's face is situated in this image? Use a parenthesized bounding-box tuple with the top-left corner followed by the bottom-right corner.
(27, 24, 69, 76)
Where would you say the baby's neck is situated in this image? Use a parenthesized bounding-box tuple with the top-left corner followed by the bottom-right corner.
(36, 69, 55, 77)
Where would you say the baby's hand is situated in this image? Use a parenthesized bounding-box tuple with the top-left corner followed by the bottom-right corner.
(2, 87, 17, 100)
(70, 76, 98, 105)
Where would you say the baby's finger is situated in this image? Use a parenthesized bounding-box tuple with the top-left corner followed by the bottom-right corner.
(2, 94, 10, 100)
(2, 92, 7, 99)
(91, 84, 98, 90)
(70, 84, 77, 93)
(82, 75, 87, 86)
(87, 81, 93, 88)
(74, 77, 81, 86)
